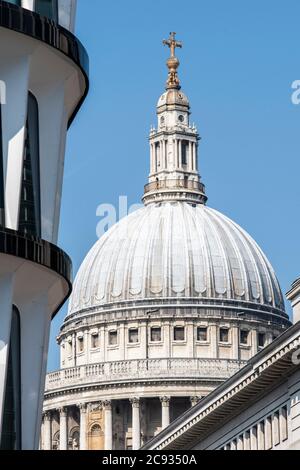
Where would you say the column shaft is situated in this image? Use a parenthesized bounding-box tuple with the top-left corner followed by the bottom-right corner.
(104, 401, 113, 450)
(160, 397, 171, 430)
(59, 408, 68, 450)
(131, 398, 141, 450)
(43, 413, 52, 451)
(79, 404, 87, 451)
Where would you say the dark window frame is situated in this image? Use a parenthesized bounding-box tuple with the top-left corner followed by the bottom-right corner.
(197, 327, 208, 342)
(173, 326, 185, 342)
(108, 330, 118, 346)
(219, 327, 229, 344)
(240, 329, 249, 346)
(19, 92, 41, 237)
(128, 328, 139, 344)
(150, 327, 162, 343)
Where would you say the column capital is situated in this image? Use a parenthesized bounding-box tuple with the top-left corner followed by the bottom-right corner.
(190, 396, 202, 407)
(78, 403, 88, 413)
(58, 406, 68, 417)
(103, 400, 112, 411)
(89, 401, 103, 412)
(160, 396, 171, 407)
(43, 410, 52, 421)
(130, 397, 140, 408)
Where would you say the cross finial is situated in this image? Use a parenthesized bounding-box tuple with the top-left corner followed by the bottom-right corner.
(163, 32, 183, 58)
(162, 32, 183, 89)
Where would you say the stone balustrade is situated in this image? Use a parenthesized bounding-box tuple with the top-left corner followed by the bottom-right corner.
(45, 358, 247, 392)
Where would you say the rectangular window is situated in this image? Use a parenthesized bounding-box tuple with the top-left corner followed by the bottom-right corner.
(258, 332, 265, 348)
(197, 327, 208, 342)
(128, 329, 139, 344)
(174, 326, 185, 342)
(19, 94, 41, 237)
(109, 330, 118, 346)
(150, 327, 161, 342)
(240, 330, 249, 345)
(181, 140, 189, 165)
(219, 328, 229, 343)
(77, 337, 84, 353)
(91, 334, 99, 349)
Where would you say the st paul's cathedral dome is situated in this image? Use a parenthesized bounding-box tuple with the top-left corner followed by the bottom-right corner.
(42, 33, 290, 452)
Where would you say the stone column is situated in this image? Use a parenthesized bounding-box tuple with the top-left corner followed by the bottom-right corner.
(192, 142, 196, 171)
(84, 330, 89, 363)
(187, 322, 194, 358)
(43, 411, 52, 450)
(210, 324, 218, 358)
(59, 407, 68, 451)
(190, 396, 201, 408)
(163, 140, 167, 169)
(174, 139, 179, 169)
(104, 400, 113, 450)
(79, 403, 87, 451)
(160, 397, 171, 430)
(72, 333, 76, 366)
(232, 325, 239, 360)
(251, 329, 258, 356)
(250, 427, 258, 450)
(130, 398, 141, 450)
(188, 141, 193, 172)
(178, 139, 182, 167)
(257, 422, 265, 450)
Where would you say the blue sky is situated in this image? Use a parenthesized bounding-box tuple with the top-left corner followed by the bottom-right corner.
(47, 0, 300, 371)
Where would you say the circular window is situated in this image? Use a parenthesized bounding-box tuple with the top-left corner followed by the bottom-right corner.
(178, 115, 185, 123)
(160, 116, 165, 125)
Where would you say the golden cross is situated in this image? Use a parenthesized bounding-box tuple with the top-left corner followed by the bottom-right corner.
(163, 32, 182, 58)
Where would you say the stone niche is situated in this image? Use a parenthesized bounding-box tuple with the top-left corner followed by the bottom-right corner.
(87, 405, 105, 450)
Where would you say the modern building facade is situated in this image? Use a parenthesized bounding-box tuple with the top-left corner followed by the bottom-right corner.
(0, 0, 88, 450)
(41, 33, 290, 451)
(143, 284, 300, 451)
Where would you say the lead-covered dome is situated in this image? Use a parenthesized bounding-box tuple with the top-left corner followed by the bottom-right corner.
(68, 202, 286, 317)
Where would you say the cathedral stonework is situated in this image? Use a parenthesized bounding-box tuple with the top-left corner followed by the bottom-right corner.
(41, 33, 291, 450)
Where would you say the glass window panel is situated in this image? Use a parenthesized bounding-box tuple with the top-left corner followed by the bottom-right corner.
(197, 327, 208, 342)
(128, 329, 139, 344)
(150, 327, 161, 342)
(240, 330, 249, 345)
(109, 331, 118, 346)
(174, 327, 185, 342)
(219, 328, 229, 343)
(35, 0, 58, 21)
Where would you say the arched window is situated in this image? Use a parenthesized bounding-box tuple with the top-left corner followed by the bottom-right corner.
(19, 93, 41, 237)
(52, 431, 60, 451)
(69, 428, 80, 450)
(0, 307, 21, 450)
(90, 424, 102, 437)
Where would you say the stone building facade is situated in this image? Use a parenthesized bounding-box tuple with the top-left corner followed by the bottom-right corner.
(143, 284, 300, 451)
(41, 33, 291, 450)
